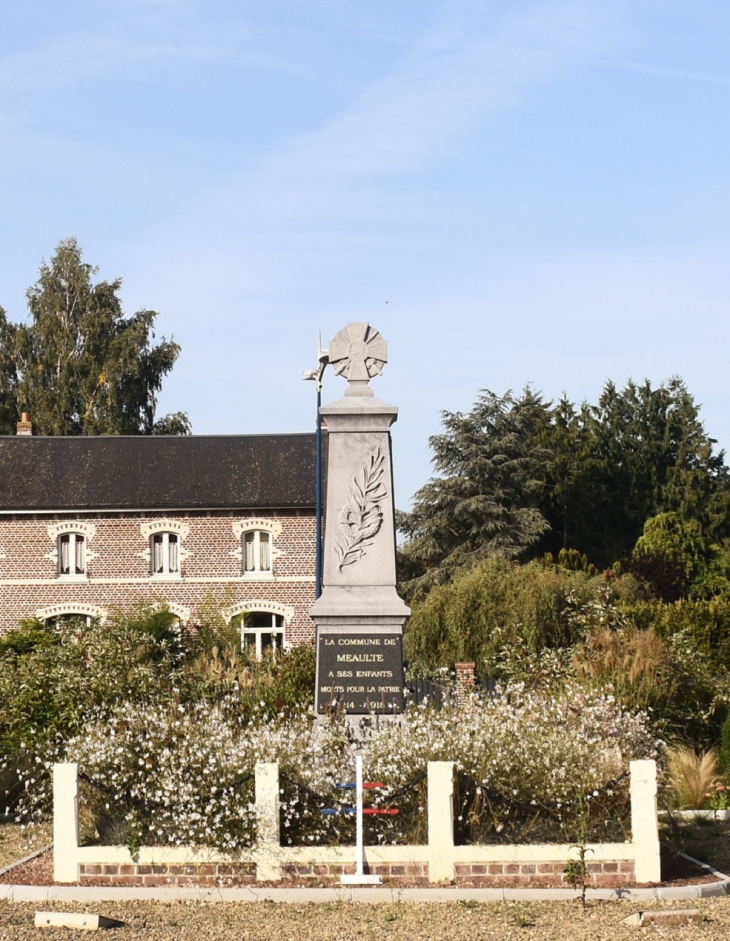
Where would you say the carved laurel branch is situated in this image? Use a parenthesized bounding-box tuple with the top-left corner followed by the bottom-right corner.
(334, 448, 387, 571)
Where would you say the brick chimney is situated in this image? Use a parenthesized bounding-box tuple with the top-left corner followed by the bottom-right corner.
(16, 412, 32, 436)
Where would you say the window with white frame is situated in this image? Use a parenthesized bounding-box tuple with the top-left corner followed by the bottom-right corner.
(45, 613, 96, 629)
(243, 530, 272, 575)
(58, 533, 86, 577)
(151, 532, 179, 576)
(241, 612, 284, 659)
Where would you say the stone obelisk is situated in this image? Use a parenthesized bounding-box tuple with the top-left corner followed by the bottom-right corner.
(310, 323, 410, 715)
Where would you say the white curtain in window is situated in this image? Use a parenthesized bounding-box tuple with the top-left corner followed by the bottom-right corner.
(152, 535, 163, 573)
(244, 533, 255, 571)
(259, 533, 270, 571)
(168, 534, 178, 573)
(75, 535, 85, 574)
(60, 535, 70, 574)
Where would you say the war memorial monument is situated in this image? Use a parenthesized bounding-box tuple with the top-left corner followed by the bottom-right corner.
(310, 323, 410, 715)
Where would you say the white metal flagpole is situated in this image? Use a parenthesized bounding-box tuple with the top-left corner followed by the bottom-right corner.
(355, 754, 364, 877)
(340, 755, 381, 885)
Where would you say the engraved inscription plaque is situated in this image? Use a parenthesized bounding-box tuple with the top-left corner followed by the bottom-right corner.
(316, 633, 405, 714)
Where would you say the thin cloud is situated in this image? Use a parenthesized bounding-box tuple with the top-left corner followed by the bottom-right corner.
(618, 61, 730, 86)
(280, 1, 632, 180)
(119, 0, 646, 311)
(0, 35, 226, 96)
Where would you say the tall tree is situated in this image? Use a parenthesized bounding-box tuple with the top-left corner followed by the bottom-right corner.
(5, 238, 189, 436)
(399, 377, 730, 596)
(0, 308, 19, 435)
(536, 395, 608, 562)
(532, 378, 730, 569)
(397, 388, 550, 598)
(582, 378, 727, 565)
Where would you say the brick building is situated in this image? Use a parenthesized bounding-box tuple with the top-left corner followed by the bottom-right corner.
(0, 428, 318, 651)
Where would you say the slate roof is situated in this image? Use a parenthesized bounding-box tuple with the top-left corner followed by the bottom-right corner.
(0, 434, 318, 512)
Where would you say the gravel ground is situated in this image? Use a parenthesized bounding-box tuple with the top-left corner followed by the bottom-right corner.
(1, 819, 728, 939)
(0, 824, 50, 872)
(2, 898, 730, 940)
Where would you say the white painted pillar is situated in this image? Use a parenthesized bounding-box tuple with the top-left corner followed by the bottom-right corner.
(53, 762, 79, 883)
(255, 761, 280, 882)
(427, 761, 455, 883)
(630, 759, 661, 883)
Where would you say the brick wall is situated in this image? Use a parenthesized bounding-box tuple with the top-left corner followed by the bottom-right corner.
(280, 862, 429, 885)
(76, 858, 635, 888)
(454, 860, 636, 887)
(78, 861, 256, 887)
(0, 510, 316, 644)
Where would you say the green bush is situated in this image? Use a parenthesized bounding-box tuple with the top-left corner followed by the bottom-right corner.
(620, 597, 730, 670)
(572, 625, 729, 745)
(0, 604, 317, 783)
(721, 713, 730, 780)
(404, 554, 637, 673)
(0, 620, 58, 656)
(0, 616, 174, 766)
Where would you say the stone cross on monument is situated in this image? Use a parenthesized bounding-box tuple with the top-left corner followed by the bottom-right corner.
(310, 323, 410, 715)
(328, 322, 387, 384)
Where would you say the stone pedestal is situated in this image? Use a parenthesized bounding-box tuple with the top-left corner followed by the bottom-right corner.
(310, 324, 410, 715)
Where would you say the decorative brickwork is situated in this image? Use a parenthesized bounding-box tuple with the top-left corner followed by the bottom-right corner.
(0, 510, 317, 644)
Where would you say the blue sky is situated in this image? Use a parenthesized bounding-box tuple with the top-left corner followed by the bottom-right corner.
(1, 1, 729, 506)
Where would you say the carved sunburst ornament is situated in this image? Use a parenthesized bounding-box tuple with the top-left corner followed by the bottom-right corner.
(328, 322, 387, 383)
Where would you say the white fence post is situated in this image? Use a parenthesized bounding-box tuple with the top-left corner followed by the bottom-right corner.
(630, 759, 661, 883)
(53, 762, 79, 883)
(427, 761, 455, 883)
(255, 761, 280, 881)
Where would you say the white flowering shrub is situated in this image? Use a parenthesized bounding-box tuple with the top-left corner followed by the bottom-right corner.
(15, 683, 656, 850)
(66, 700, 259, 849)
(16, 697, 351, 850)
(364, 683, 658, 843)
(366, 684, 654, 797)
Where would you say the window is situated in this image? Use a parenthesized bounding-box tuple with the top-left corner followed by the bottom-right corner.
(151, 532, 179, 576)
(241, 612, 284, 659)
(243, 530, 272, 574)
(59, 533, 85, 577)
(45, 613, 96, 629)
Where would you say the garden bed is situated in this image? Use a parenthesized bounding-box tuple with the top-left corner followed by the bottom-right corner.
(661, 816, 730, 877)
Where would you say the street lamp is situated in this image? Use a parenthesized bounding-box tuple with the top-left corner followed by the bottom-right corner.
(302, 335, 329, 600)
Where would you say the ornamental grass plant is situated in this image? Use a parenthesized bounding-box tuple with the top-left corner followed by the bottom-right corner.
(666, 746, 722, 810)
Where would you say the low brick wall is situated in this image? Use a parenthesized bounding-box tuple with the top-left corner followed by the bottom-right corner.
(53, 760, 662, 887)
(280, 862, 429, 885)
(79, 862, 256, 887)
(78, 858, 635, 888)
(455, 860, 635, 887)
